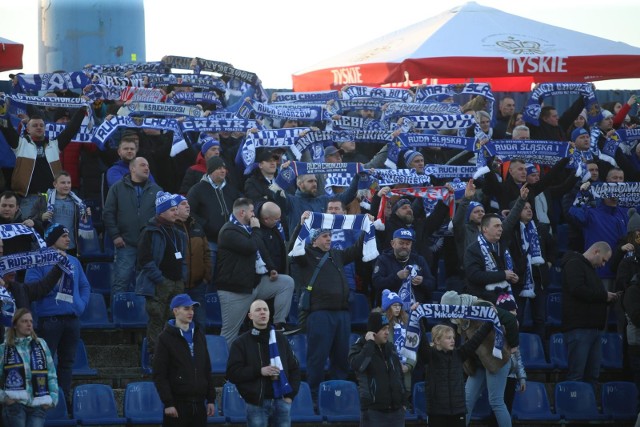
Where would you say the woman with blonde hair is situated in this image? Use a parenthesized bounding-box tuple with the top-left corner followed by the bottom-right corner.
(0, 308, 58, 427)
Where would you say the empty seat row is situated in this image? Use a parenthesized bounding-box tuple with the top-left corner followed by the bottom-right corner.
(79, 292, 148, 329)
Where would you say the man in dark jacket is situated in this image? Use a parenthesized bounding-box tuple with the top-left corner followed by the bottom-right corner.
(290, 211, 364, 400)
(244, 148, 287, 230)
(561, 241, 619, 386)
(187, 156, 241, 280)
(153, 294, 216, 427)
(349, 311, 406, 426)
(226, 299, 300, 426)
(217, 198, 294, 346)
(372, 228, 435, 306)
(103, 157, 162, 294)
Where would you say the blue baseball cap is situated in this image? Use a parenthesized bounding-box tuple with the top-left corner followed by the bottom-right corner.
(392, 228, 415, 241)
(170, 294, 200, 310)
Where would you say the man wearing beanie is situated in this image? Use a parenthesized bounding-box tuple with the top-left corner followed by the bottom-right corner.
(179, 133, 221, 194)
(372, 228, 434, 306)
(175, 195, 212, 330)
(187, 155, 241, 278)
(153, 293, 216, 427)
(104, 157, 162, 295)
(136, 192, 186, 360)
(244, 148, 288, 230)
(106, 129, 156, 187)
(349, 310, 406, 426)
(26, 223, 91, 408)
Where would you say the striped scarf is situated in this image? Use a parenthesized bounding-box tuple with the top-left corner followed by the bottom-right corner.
(269, 326, 293, 398)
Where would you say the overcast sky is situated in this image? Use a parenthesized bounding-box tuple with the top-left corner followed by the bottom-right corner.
(2, 0, 639, 90)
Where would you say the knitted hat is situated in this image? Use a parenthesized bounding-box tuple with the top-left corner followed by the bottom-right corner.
(601, 109, 613, 119)
(44, 223, 70, 247)
(571, 127, 589, 141)
(404, 149, 423, 166)
(155, 191, 178, 215)
(367, 311, 389, 333)
(440, 290, 478, 307)
(495, 293, 518, 312)
(200, 134, 220, 156)
(393, 228, 415, 241)
(466, 201, 484, 222)
(206, 156, 226, 174)
(173, 194, 187, 205)
(381, 289, 403, 311)
(392, 198, 411, 215)
(525, 163, 538, 176)
(310, 229, 331, 242)
(628, 208, 640, 233)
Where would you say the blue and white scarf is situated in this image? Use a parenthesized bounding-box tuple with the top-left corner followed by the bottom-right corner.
(423, 164, 477, 180)
(478, 234, 513, 294)
(124, 102, 203, 118)
(341, 86, 413, 102)
(135, 73, 227, 92)
(88, 73, 145, 88)
(394, 132, 478, 151)
(289, 213, 378, 262)
(83, 84, 166, 102)
(0, 287, 16, 327)
(180, 115, 262, 134)
(381, 101, 462, 122)
(238, 100, 330, 123)
(0, 223, 46, 248)
(519, 221, 544, 298)
(523, 83, 602, 127)
(271, 90, 340, 104)
(326, 99, 388, 115)
(3, 339, 52, 406)
(329, 115, 387, 131)
(16, 72, 91, 93)
(290, 130, 335, 160)
(397, 114, 476, 134)
(589, 182, 640, 208)
(269, 326, 293, 398)
(325, 173, 353, 195)
(483, 140, 571, 166)
(5, 94, 92, 110)
(46, 189, 94, 239)
(370, 169, 431, 186)
(229, 214, 267, 274)
(0, 248, 74, 303)
(161, 56, 261, 86)
(44, 123, 94, 143)
(167, 91, 222, 108)
(83, 61, 167, 75)
(401, 303, 504, 361)
(273, 162, 364, 191)
(399, 265, 418, 312)
(238, 128, 308, 173)
(414, 83, 495, 119)
(392, 322, 408, 364)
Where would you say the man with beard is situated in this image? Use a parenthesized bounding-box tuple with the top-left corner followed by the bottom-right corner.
(372, 228, 434, 306)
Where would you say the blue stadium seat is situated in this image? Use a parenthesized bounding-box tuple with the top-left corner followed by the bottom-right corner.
(547, 261, 563, 291)
(470, 388, 491, 421)
(290, 382, 323, 423)
(205, 292, 222, 328)
(318, 380, 360, 422)
(45, 392, 77, 426)
(73, 384, 127, 425)
(601, 332, 623, 369)
(511, 381, 561, 421)
(124, 382, 163, 425)
(72, 339, 98, 376)
(287, 334, 308, 372)
(222, 382, 247, 424)
(601, 381, 639, 421)
(206, 335, 229, 374)
(412, 381, 427, 420)
(80, 293, 113, 329)
(140, 338, 152, 375)
(77, 231, 105, 259)
(84, 262, 113, 295)
(518, 333, 553, 370)
(546, 292, 562, 327)
(349, 293, 370, 329)
(111, 292, 148, 328)
(555, 381, 608, 421)
(549, 333, 568, 369)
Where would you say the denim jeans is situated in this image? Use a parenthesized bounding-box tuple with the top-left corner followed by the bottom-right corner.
(3, 403, 46, 427)
(246, 398, 291, 427)
(306, 310, 350, 399)
(565, 328, 602, 386)
(37, 315, 80, 410)
(186, 281, 207, 331)
(465, 362, 511, 427)
(113, 246, 137, 294)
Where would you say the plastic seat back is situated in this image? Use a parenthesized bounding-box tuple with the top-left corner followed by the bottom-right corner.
(290, 382, 323, 422)
(555, 381, 607, 420)
(73, 384, 126, 425)
(45, 392, 77, 426)
(124, 381, 163, 424)
(546, 292, 562, 326)
(287, 334, 308, 372)
(206, 334, 229, 374)
(112, 292, 148, 328)
(349, 293, 370, 329)
(318, 380, 360, 422)
(205, 292, 222, 328)
(84, 262, 113, 295)
(72, 339, 97, 376)
(80, 293, 113, 328)
(412, 381, 427, 419)
(549, 333, 568, 369)
(519, 332, 553, 369)
(222, 382, 247, 423)
(512, 381, 560, 421)
(601, 332, 623, 369)
(601, 381, 639, 420)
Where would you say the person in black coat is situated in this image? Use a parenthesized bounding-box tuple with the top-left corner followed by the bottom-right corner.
(152, 294, 216, 427)
(349, 311, 407, 427)
(226, 299, 300, 426)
